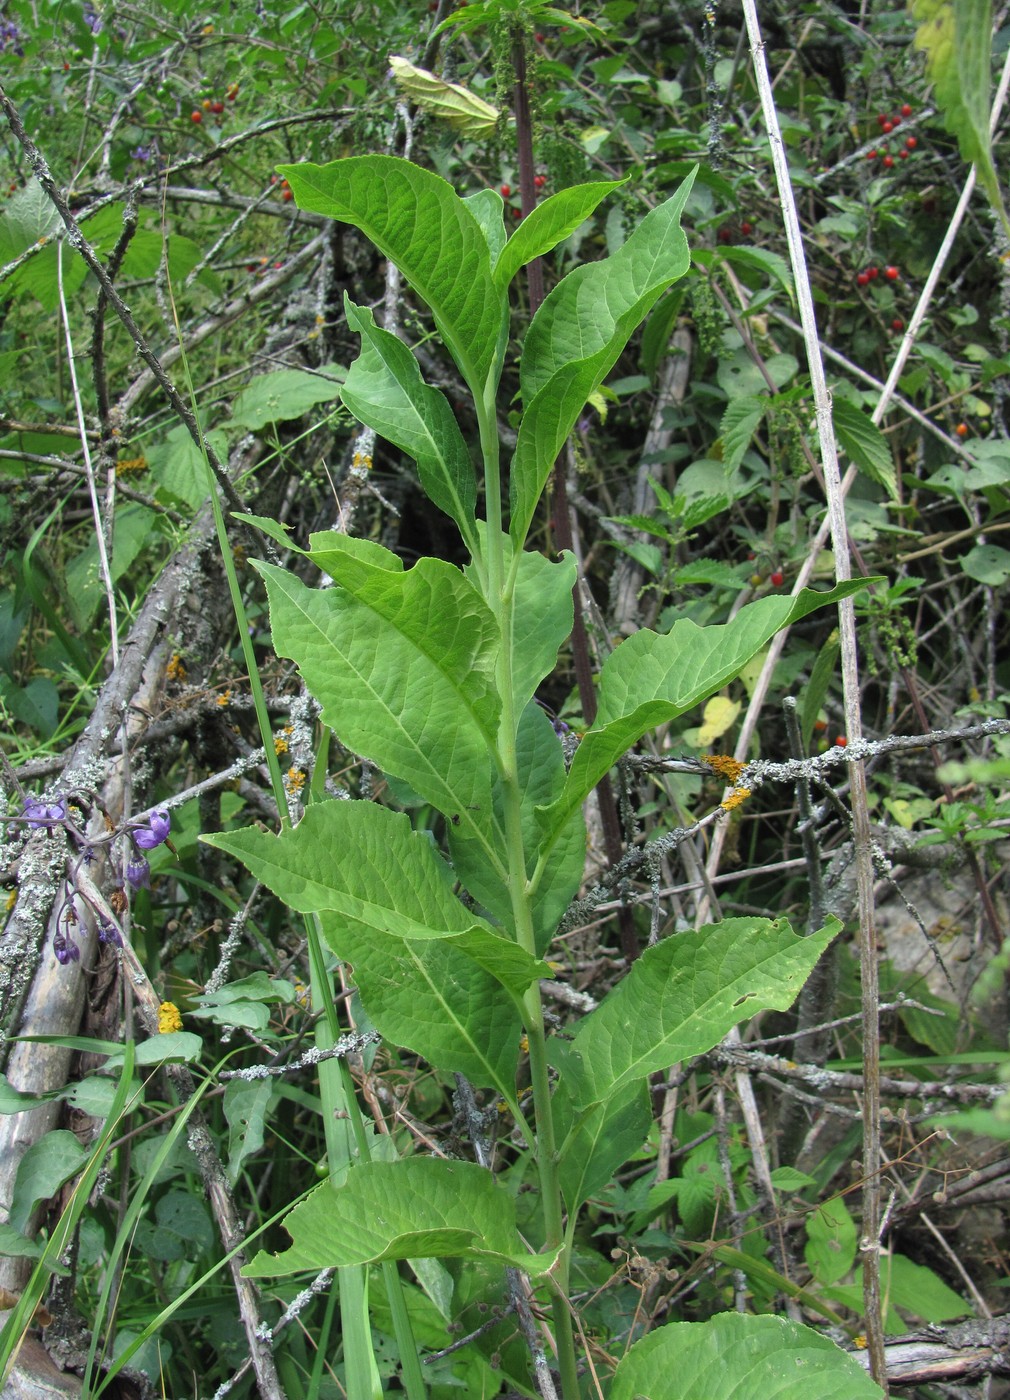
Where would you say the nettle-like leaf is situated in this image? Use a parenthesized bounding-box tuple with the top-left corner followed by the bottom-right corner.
(277, 156, 507, 399)
(609, 1314, 884, 1400)
(243, 1159, 561, 1277)
(833, 397, 897, 501)
(509, 170, 696, 546)
(537, 581, 872, 850)
(552, 916, 841, 1111)
(912, 0, 1009, 236)
(255, 548, 502, 857)
(341, 296, 479, 554)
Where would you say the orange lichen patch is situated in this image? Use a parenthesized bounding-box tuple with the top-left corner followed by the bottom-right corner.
(702, 753, 746, 784)
(216, 688, 232, 707)
(115, 455, 148, 475)
(720, 787, 751, 812)
(166, 653, 187, 682)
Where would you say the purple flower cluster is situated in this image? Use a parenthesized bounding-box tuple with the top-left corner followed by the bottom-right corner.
(83, 5, 102, 33)
(133, 808, 170, 850)
(0, 21, 24, 56)
(22, 795, 67, 830)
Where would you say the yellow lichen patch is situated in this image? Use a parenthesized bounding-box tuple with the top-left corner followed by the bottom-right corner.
(284, 768, 306, 796)
(158, 1001, 183, 1034)
(166, 653, 187, 682)
(115, 455, 148, 475)
(702, 753, 746, 785)
(216, 688, 232, 707)
(720, 787, 751, 812)
(273, 733, 289, 756)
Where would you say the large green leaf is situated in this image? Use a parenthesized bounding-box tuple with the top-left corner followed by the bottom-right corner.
(320, 912, 522, 1093)
(449, 701, 586, 952)
(341, 296, 478, 553)
(509, 170, 696, 546)
(256, 553, 502, 855)
(538, 582, 871, 848)
(912, 0, 1008, 237)
(506, 546, 577, 712)
(243, 1160, 561, 1276)
(610, 1314, 884, 1400)
(553, 916, 841, 1110)
(492, 179, 625, 290)
(554, 1079, 651, 1216)
(204, 803, 547, 995)
(278, 156, 506, 399)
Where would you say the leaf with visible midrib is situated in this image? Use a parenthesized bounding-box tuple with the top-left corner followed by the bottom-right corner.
(553, 916, 841, 1111)
(509, 171, 696, 546)
(203, 803, 547, 997)
(256, 555, 502, 858)
(610, 1313, 885, 1400)
(341, 297, 479, 553)
(278, 156, 506, 398)
(537, 581, 872, 850)
(243, 1159, 562, 1276)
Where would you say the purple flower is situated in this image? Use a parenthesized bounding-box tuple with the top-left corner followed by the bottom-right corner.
(98, 919, 123, 947)
(125, 856, 151, 890)
(22, 795, 67, 831)
(134, 808, 170, 849)
(131, 145, 152, 162)
(0, 21, 24, 56)
(52, 931, 79, 965)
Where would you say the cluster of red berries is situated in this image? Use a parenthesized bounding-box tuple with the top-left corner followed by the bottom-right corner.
(245, 256, 286, 275)
(866, 103, 918, 167)
(271, 174, 293, 202)
(190, 83, 238, 123)
(855, 264, 899, 287)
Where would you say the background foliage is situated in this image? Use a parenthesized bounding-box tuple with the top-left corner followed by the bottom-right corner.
(2, 0, 1010, 1397)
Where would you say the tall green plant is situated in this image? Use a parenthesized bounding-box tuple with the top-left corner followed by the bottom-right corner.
(206, 157, 879, 1397)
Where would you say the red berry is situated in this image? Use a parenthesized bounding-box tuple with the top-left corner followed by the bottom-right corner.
(856, 272, 870, 286)
(877, 113, 888, 126)
(211, 100, 224, 114)
(883, 154, 894, 168)
(717, 225, 731, 243)
(741, 220, 753, 235)
(63, 60, 70, 71)
(899, 149, 908, 160)
(835, 735, 848, 747)
(867, 149, 877, 160)
(885, 265, 899, 280)
(534, 174, 546, 188)
(535, 32, 544, 41)
(512, 207, 521, 219)
(282, 189, 293, 201)
(892, 317, 904, 331)
(901, 103, 912, 118)
(227, 83, 239, 100)
(770, 571, 784, 586)
(190, 110, 202, 123)
(500, 183, 510, 197)
(905, 136, 917, 150)
(882, 120, 893, 133)
(891, 116, 901, 128)
(868, 266, 879, 279)
(270, 174, 278, 183)
(955, 422, 969, 438)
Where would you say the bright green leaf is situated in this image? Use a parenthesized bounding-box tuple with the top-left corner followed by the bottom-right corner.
(554, 916, 840, 1110)
(341, 296, 479, 553)
(225, 365, 343, 431)
(610, 1314, 884, 1399)
(509, 170, 696, 546)
(242, 1159, 562, 1275)
(833, 397, 897, 500)
(277, 157, 506, 400)
(539, 583, 871, 848)
(492, 179, 625, 289)
(806, 1196, 857, 1284)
